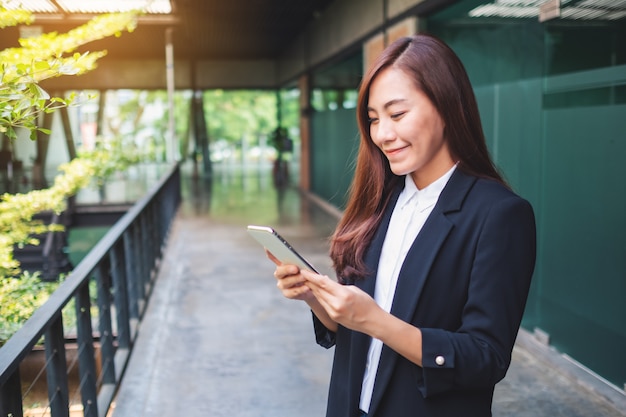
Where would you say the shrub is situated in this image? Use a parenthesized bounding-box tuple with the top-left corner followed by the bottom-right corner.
(0, 271, 59, 346)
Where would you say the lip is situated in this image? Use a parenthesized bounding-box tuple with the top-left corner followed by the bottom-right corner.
(383, 145, 409, 157)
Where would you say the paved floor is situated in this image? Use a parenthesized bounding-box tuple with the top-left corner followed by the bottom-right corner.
(111, 166, 626, 417)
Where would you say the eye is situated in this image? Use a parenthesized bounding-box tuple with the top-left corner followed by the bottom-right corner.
(390, 111, 406, 120)
(368, 116, 379, 124)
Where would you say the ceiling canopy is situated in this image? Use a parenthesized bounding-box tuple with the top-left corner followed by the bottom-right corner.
(0, 0, 335, 61)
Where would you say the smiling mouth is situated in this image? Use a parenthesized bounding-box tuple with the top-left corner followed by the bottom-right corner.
(384, 146, 408, 156)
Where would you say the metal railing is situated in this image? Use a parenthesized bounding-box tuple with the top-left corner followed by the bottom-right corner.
(0, 163, 181, 417)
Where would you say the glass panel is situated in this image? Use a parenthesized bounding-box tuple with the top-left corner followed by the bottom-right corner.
(309, 51, 363, 206)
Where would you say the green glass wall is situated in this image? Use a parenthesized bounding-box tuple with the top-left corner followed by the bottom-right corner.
(310, 52, 362, 209)
(311, 108, 359, 208)
(428, 2, 626, 388)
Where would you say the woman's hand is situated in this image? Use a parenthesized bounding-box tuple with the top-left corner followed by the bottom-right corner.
(266, 250, 339, 332)
(266, 250, 314, 301)
(300, 269, 381, 335)
(301, 269, 424, 365)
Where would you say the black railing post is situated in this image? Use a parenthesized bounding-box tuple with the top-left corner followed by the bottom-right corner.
(123, 228, 139, 320)
(143, 206, 154, 288)
(154, 197, 163, 251)
(150, 202, 159, 264)
(0, 368, 24, 417)
(110, 241, 131, 350)
(133, 221, 146, 305)
(152, 201, 162, 261)
(95, 262, 116, 386)
(75, 282, 98, 417)
(142, 209, 151, 290)
(45, 316, 69, 417)
(140, 211, 151, 292)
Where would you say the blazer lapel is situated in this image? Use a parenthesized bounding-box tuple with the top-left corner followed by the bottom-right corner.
(367, 170, 476, 416)
(392, 169, 475, 321)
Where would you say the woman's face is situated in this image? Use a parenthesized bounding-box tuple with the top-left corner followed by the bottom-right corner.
(367, 66, 454, 189)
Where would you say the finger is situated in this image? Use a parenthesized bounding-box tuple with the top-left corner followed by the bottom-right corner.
(266, 250, 281, 265)
(274, 264, 300, 280)
(305, 282, 338, 318)
(280, 280, 313, 300)
(301, 269, 328, 284)
(302, 276, 337, 308)
(301, 270, 339, 294)
(276, 274, 305, 290)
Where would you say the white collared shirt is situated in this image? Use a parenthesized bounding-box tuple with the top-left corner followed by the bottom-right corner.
(359, 165, 456, 412)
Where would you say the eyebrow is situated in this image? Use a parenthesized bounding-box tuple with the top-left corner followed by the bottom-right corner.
(367, 98, 408, 112)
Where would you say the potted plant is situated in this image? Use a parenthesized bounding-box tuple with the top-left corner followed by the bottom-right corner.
(270, 126, 292, 187)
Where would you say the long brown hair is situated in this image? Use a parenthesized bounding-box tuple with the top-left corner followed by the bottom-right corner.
(330, 33, 505, 280)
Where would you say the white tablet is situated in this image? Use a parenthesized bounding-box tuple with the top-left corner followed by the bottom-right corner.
(247, 225, 319, 273)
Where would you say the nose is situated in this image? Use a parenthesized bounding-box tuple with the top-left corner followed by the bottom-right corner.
(371, 117, 395, 144)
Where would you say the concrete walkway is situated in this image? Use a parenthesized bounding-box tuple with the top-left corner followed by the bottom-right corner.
(111, 166, 626, 417)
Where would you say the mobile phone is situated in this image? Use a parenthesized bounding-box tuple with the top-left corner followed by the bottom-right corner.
(246, 225, 319, 273)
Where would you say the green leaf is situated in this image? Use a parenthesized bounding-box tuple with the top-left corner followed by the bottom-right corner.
(15, 64, 28, 75)
(12, 83, 28, 92)
(7, 128, 17, 140)
(33, 60, 51, 71)
(28, 83, 50, 101)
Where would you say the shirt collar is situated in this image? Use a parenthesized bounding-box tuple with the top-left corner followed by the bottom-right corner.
(398, 164, 457, 212)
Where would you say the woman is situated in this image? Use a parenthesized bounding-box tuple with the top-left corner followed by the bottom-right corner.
(270, 34, 536, 417)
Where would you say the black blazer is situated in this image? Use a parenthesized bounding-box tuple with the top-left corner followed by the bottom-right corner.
(314, 169, 537, 417)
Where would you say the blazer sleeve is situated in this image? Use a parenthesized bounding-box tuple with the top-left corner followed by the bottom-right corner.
(419, 194, 536, 397)
(313, 312, 336, 349)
